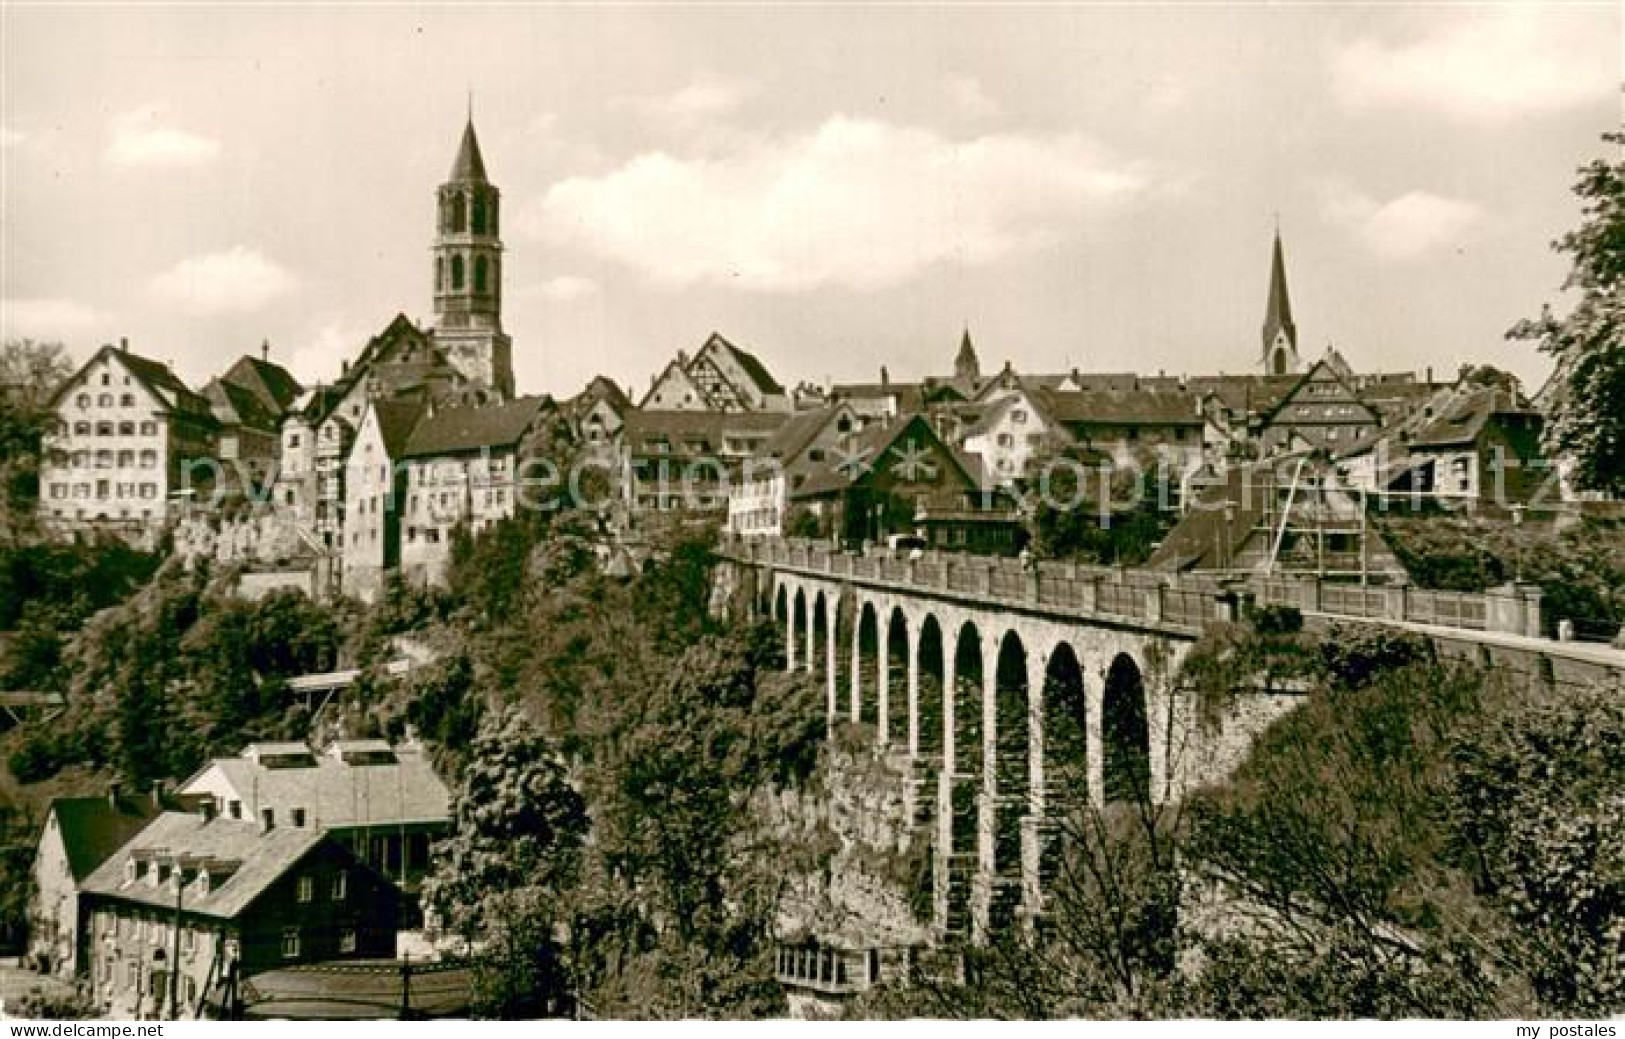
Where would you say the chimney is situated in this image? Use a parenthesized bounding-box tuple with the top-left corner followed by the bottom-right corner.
(150, 779, 167, 810)
(880, 365, 890, 387)
(119, 336, 129, 352)
(261, 338, 270, 362)
(108, 781, 123, 807)
(341, 359, 350, 376)
(1426, 366, 1434, 386)
(260, 807, 275, 833)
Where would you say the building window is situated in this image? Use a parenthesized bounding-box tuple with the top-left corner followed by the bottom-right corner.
(340, 928, 357, 954)
(281, 928, 300, 959)
(117, 450, 134, 467)
(98, 394, 113, 407)
(289, 433, 300, 448)
(228, 800, 241, 820)
(298, 875, 314, 902)
(73, 420, 91, 434)
(451, 254, 465, 290)
(474, 254, 489, 293)
(96, 421, 114, 436)
(332, 871, 348, 901)
(120, 394, 135, 407)
(140, 421, 157, 436)
(291, 807, 306, 827)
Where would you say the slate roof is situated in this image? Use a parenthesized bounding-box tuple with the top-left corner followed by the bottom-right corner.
(45, 795, 161, 882)
(1038, 388, 1204, 426)
(400, 396, 549, 459)
(178, 742, 451, 830)
(578, 375, 631, 414)
(79, 812, 330, 920)
(1187, 375, 1300, 416)
(114, 348, 212, 416)
(792, 414, 982, 498)
(204, 377, 280, 433)
(1408, 387, 1536, 450)
(755, 405, 850, 463)
(370, 396, 430, 459)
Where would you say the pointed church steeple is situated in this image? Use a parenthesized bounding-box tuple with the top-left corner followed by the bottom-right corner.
(432, 116, 513, 398)
(1262, 229, 1300, 375)
(954, 326, 981, 384)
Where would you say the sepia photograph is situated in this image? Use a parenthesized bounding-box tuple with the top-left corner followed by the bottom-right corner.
(0, 1, 1621, 1026)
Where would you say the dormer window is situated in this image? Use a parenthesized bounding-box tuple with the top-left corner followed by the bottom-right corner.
(125, 860, 138, 883)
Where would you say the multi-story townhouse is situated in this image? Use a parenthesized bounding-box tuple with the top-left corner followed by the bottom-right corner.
(397, 395, 555, 586)
(339, 395, 428, 602)
(80, 809, 399, 1019)
(38, 341, 218, 548)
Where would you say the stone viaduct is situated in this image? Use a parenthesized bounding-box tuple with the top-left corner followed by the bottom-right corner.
(715, 536, 1625, 945)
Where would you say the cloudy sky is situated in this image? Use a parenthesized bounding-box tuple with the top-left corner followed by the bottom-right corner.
(2, 4, 1617, 399)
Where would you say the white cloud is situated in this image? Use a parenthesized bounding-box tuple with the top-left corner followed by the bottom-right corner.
(107, 107, 221, 167)
(1322, 184, 1482, 259)
(289, 320, 367, 384)
(618, 77, 752, 124)
(151, 246, 296, 315)
(945, 75, 999, 119)
(1, 298, 100, 340)
(1332, 7, 1614, 123)
(524, 116, 1153, 292)
(535, 276, 601, 302)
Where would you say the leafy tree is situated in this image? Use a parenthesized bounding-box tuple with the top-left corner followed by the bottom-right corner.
(1509, 132, 1625, 495)
(423, 706, 587, 941)
(1448, 681, 1625, 1014)
(0, 338, 72, 533)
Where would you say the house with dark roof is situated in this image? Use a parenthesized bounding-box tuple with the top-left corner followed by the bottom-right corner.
(27, 787, 161, 979)
(568, 375, 633, 451)
(397, 395, 557, 586)
(202, 349, 302, 500)
(1253, 348, 1385, 457)
(727, 403, 864, 537)
(340, 394, 430, 602)
(274, 314, 471, 568)
(38, 340, 220, 548)
(80, 809, 399, 1019)
(1037, 387, 1208, 475)
(960, 387, 1065, 488)
(786, 413, 1016, 552)
(1386, 385, 1545, 503)
(640, 332, 791, 413)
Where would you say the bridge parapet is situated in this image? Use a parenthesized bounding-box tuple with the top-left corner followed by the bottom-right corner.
(732, 535, 1569, 645)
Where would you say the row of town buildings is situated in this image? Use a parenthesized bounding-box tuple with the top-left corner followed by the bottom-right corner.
(26, 737, 453, 1018)
(34, 118, 1562, 599)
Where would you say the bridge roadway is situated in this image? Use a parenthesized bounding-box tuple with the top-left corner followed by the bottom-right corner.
(715, 536, 1624, 942)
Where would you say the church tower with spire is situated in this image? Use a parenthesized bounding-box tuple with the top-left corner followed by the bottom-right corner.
(954, 327, 982, 385)
(432, 116, 514, 399)
(1261, 229, 1300, 376)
